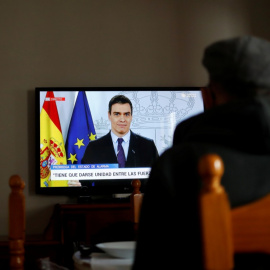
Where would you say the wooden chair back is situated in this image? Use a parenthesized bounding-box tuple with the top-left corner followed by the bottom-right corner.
(9, 175, 25, 270)
(198, 153, 270, 270)
(232, 195, 270, 254)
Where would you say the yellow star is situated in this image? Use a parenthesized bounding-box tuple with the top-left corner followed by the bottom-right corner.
(68, 153, 78, 164)
(89, 133, 96, 141)
(74, 138, 85, 149)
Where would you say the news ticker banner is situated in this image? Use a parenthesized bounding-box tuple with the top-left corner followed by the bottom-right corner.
(51, 164, 151, 180)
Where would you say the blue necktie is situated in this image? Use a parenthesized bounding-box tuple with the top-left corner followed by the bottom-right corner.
(117, 138, 126, 168)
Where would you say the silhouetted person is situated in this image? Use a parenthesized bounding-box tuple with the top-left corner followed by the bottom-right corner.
(133, 36, 270, 270)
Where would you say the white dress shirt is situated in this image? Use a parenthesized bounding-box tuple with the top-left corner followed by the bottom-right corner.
(110, 130, 131, 160)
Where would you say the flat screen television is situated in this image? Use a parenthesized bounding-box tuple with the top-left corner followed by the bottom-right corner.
(36, 87, 205, 200)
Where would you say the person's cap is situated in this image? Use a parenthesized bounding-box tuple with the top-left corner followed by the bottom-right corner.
(202, 36, 270, 88)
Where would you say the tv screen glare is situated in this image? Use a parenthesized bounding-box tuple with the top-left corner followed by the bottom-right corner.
(37, 87, 205, 197)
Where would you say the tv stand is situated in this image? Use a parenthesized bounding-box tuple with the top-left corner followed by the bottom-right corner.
(43, 180, 142, 269)
(45, 201, 134, 268)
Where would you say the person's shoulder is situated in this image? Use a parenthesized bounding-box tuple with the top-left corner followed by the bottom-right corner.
(131, 131, 154, 143)
(87, 132, 111, 146)
(173, 113, 204, 141)
(175, 113, 202, 130)
(173, 103, 233, 136)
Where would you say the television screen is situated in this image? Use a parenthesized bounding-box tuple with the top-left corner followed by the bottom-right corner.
(37, 87, 204, 198)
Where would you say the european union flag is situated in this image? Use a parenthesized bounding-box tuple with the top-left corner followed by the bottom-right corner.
(65, 91, 97, 164)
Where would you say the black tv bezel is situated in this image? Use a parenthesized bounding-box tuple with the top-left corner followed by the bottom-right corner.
(36, 86, 204, 197)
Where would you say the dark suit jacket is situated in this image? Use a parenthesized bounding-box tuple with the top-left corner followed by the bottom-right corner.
(82, 130, 159, 167)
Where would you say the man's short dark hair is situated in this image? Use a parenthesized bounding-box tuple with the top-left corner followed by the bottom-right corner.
(108, 95, 133, 115)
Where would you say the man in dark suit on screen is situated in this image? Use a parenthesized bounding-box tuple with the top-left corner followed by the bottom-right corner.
(82, 95, 159, 167)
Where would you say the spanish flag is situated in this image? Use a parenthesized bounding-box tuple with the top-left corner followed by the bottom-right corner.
(40, 91, 67, 187)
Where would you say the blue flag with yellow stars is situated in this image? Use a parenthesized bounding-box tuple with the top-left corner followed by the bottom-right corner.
(65, 91, 96, 164)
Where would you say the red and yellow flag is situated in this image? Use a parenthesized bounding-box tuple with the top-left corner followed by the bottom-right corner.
(40, 91, 67, 187)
